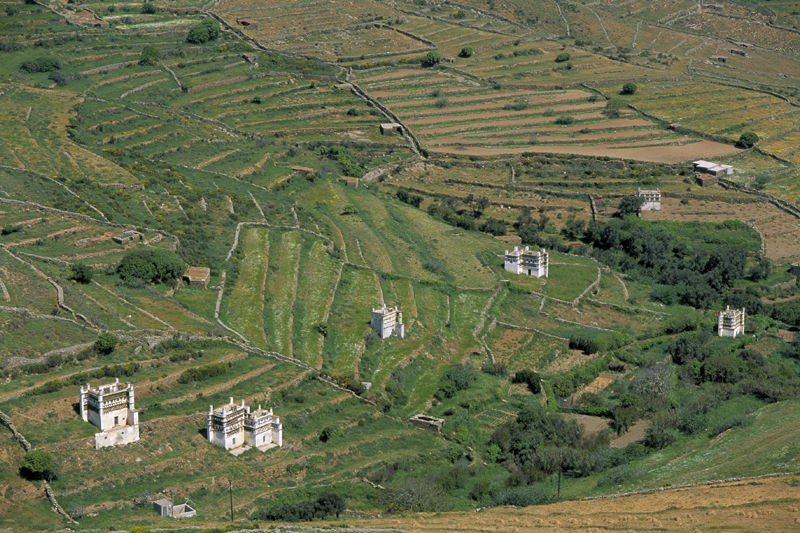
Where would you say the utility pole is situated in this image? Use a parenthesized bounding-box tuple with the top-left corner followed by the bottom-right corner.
(229, 480, 234, 523)
(557, 448, 562, 499)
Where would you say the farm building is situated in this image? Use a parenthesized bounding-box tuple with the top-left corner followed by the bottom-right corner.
(637, 188, 661, 211)
(153, 499, 196, 519)
(380, 123, 402, 135)
(237, 18, 258, 27)
(409, 414, 445, 432)
(334, 83, 353, 91)
(112, 230, 143, 244)
(693, 160, 733, 176)
(337, 176, 359, 188)
(791, 263, 800, 279)
(183, 266, 210, 288)
(207, 398, 282, 454)
(79, 378, 140, 449)
(695, 173, 718, 187)
(372, 305, 404, 339)
(291, 166, 314, 177)
(718, 306, 746, 337)
(504, 246, 549, 278)
(730, 48, 746, 56)
(710, 55, 727, 63)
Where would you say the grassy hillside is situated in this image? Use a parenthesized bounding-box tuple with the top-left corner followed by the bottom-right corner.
(2, 0, 800, 529)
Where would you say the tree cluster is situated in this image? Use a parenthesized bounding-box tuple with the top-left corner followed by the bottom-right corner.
(253, 492, 346, 521)
(187, 17, 221, 44)
(117, 248, 185, 285)
(584, 217, 750, 308)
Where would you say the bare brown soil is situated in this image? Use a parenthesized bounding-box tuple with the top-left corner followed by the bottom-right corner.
(642, 196, 800, 260)
(431, 139, 741, 164)
(612, 419, 650, 448)
(405, 103, 609, 126)
(350, 477, 800, 533)
(563, 413, 610, 435)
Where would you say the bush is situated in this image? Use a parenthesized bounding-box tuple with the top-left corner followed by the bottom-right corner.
(117, 248, 184, 284)
(738, 131, 759, 148)
(141, 3, 156, 13)
(421, 50, 444, 67)
(21, 450, 58, 481)
(435, 364, 474, 399)
(254, 492, 345, 521)
(20, 57, 61, 73)
(94, 333, 119, 355)
(621, 82, 637, 95)
(459, 46, 473, 58)
(554, 116, 574, 125)
(140, 45, 161, 65)
(512, 369, 541, 393)
(178, 362, 226, 383)
(69, 263, 93, 284)
(187, 17, 221, 44)
(555, 52, 571, 62)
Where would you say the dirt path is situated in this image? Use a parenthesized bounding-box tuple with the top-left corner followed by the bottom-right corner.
(430, 139, 741, 164)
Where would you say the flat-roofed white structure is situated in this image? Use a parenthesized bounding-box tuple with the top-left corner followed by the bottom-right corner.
(372, 305, 404, 339)
(207, 398, 282, 454)
(79, 378, 140, 449)
(718, 306, 746, 337)
(504, 246, 549, 278)
(637, 188, 661, 211)
(693, 160, 733, 176)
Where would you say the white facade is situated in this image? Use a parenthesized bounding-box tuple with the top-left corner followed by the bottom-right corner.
(718, 306, 746, 337)
(637, 188, 661, 211)
(207, 398, 282, 453)
(372, 305, 404, 339)
(79, 378, 140, 449)
(692, 160, 733, 176)
(504, 246, 549, 278)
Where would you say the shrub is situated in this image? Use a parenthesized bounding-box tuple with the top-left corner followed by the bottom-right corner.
(621, 82, 637, 95)
(117, 248, 184, 284)
(512, 369, 541, 393)
(254, 492, 346, 521)
(94, 333, 119, 355)
(459, 46, 473, 58)
(554, 116, 574, 125)
(435, 364, 474, 399)
(187, 17, 221, 44)
(21, 450, 58, 481)
(69, 263, 93, 284)
(140, 45, 161, 65)
(20, 57, 61, 73)
(737, 131, 759, 148)
(555, 52, 571, 62)
(141, 3, 156, 13)
(1, 225, 22, 236)
(177, 362, 226, 383)
(421, 50, 444, 67)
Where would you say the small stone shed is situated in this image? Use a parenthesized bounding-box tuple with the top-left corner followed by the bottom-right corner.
(113, 230, 143, 244)
(380, 123, 402, 135)
(183, 267, 211, 288)
(153, 498, 197, 518)
(338, 176, 359, 188)
(409, 414, 445, 432)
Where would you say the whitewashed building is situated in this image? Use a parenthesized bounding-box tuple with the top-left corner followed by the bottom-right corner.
(207, 398, 282, 454)
(372, 305, 404, 339)
(79, 378, 140, 449)
(504, 246, 549, 278)
(718, 306, 746, 337)
(693, 160, 733, 176)
(637, 188, 661, 211)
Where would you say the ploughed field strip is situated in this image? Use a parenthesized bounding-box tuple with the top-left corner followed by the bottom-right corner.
(355, 66, 684, 153)
(602, 80, 800, 163)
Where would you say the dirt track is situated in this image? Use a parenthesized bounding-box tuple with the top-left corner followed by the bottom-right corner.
(349, 477, 800, 533)
(431, 139, 741, 163)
